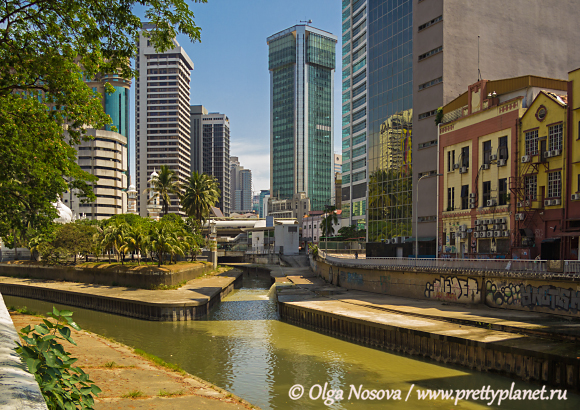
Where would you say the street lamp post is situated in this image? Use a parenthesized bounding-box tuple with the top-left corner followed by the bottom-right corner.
(416, 173, 443, 262)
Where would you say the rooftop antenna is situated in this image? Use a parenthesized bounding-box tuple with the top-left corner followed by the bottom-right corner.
(477, 36, 482, 81)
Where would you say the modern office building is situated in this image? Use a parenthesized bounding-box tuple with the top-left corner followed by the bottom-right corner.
(259, 189, 270, 218)
(267, 24, 337, 211)
(202, 112, 231, 216)
(190, 104, 208, 174)
(64, 73, 130, 220)
(341, 0, 580, 255)
(135, 23, 194, 216)
(230, 156, 253, 212)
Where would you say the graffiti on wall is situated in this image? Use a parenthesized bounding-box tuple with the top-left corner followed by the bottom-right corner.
(424, 276, 480, 302)
(340, 271, 364, 286)
(485, 281, 522, 306)
(486, 280, 580, 313)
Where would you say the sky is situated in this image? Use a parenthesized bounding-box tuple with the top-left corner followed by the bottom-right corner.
(129, 0, 343, 195)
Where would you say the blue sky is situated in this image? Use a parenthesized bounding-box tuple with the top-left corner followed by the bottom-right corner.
(130, 0, 343, 194)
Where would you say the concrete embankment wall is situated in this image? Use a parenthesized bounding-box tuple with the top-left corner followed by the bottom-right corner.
(279, 302, 579, 391)
(0, 262, 213, 289)
(0, 271, 242, 322)
(311, 258, 580, 317)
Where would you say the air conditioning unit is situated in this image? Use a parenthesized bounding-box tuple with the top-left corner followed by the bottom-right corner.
(544, 199, 552, 207)
(515, 213, 525, 221)
(493, 224, 499, 230)
(521, 155, 531, 163)
(482, 163, 490, 170)
(494, 231, 501, 237)
(385, 239, 391, 244)
(487, 199, 497, 206)
(469, 204, 476, 209)
(503, 231, 510, 237)
(517, 201, 524, 208)
(469, 193, 477, 198)
(481, 225, 487, 231)
(473, 232, 479, 238)
(498, 217, 506, 224)
(501, 224, 507, 230)
(498, 159, 506, 167)
(553, 199, 561, 206)
(459, 232, 467, 239)
(469, 198, 476, 204)
(544, 150, 552, 158)
(494, 218, 501, 224)
(551, 149, 561, 157)
(486, 231, 494, 238)
(475, 220, 481, 225)
(459, 166, 468, 174)
(460, 224, 467, 232)
(392, 237, 400, 244)
(572, 193, 580, 201)
(453, 163, 460, 170)
(490, 154, 498, 161)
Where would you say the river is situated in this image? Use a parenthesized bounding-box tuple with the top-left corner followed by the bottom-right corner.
(4, 271, 577, 409)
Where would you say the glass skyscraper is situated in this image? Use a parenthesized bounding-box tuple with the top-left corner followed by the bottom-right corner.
(268, 25, 337, 211)
(341, 0, 413, 241)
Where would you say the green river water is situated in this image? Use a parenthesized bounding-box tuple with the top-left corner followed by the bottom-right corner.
(4, 272, 578, 410)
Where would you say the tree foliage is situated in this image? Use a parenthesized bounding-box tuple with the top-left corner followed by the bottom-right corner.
(144, 165, 181, 216)
(15, 307, 102, 409)
(181, 171, 220, 224)
(0, 0, 206, 239)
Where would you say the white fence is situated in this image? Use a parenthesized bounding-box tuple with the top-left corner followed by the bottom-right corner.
(319, 252, 580, 276)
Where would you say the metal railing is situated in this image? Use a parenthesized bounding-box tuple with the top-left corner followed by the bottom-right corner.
(319, 254, 580, 276)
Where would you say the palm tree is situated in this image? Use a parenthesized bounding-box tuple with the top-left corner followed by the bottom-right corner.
(322, 207, 339, 238)
(181, 172, 221, 224)
(144, 165, 181, 216)
(120, 225, 148, 265)
(149, 225, 183, 267)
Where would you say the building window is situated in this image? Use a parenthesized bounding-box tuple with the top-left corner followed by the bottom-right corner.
(418, 15, 442, 32)
(418, 77, 442, 91)
(483, 140, 491, 164)
(447, 187, 454, 211)
(498, 136, 508, 160)
(525, 130, 539, 155)
(461, 185, 469, 209)
(498, 178, 508, 205)
(549, 123, 563, 151)
(525, 175, 537, 200)
(548, 171, 561, 198)
(483, 181, 491, 206)
(447, 150, 455, 172)
(418, 109, 437, 120)
(461, 146, 469, 167)
(418, 46, 443, 61)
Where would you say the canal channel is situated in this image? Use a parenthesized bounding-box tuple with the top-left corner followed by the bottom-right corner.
(4, 271, 577, 409)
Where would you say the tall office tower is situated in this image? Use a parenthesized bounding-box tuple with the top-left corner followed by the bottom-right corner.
(342, 0, 580, 255)
(202, 112, 231, 216)
(190, 104, 208, 174)
(65, 74, 130, 219)
(135, 23, 194, 216)
(267, 24, 337, 211)
(341, 0, 413, 240)
(230, 156, 253, 212)
(259, 189, 270, 218)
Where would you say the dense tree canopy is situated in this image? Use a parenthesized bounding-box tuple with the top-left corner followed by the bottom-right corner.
(0, 0, 206, 240)
(181, 171, 221, 224)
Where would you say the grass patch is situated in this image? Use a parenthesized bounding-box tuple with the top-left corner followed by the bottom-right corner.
(133, 349, 186, 375)
(7, 306, 41, 316)
(149, 280, 188, 290)
(158, 389, 184, 397)
(121, 390, 145, 399)
(104, 361, 117, 368)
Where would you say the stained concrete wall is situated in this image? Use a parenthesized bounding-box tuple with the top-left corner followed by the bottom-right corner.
(0, 293, 48, 409)
(313, 257, 580, 317)
(0, 262, 213, 289)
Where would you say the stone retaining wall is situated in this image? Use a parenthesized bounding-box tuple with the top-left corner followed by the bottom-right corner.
(312, 257, 580, 317)
(0, 262, 213, 289)
(0, 271, 242, 322)
(279, 302, 580, 391)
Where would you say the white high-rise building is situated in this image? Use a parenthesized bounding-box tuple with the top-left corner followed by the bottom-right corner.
(135, 23, 194, 216)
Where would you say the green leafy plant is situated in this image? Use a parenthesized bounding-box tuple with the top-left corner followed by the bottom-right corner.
(122, 390, 145, 399)
(308, 243, 319, 258)
(14, 307, 102, 409)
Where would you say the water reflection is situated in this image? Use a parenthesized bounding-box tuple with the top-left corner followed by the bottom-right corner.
(4, 273, 578, 409)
